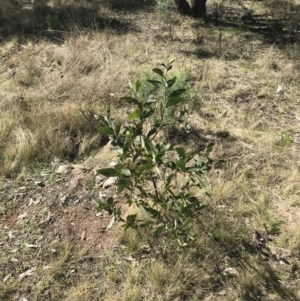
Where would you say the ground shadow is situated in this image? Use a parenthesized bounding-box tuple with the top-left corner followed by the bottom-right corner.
(181, 48, 215, 59)
(214, 6, 298, 44)
(0, 2, 139, 45)
(181, 2, 300, 60)
(243, 261, 300, 301)
(104, 0, 155, 13)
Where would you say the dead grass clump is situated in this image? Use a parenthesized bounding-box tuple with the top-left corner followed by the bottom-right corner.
(0, 282, 18, 301)
(0, 103, 105, 176)
(200, 60, 226, 92)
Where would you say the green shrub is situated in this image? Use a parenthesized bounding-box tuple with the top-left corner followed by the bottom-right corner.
(96, 61, 213, 247)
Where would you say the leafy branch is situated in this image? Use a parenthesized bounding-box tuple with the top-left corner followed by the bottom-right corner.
(96, 61, 213, 246)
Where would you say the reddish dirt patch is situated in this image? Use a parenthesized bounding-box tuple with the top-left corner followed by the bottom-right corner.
(1, 163, 118, 254)
(48, 201, 116, 253)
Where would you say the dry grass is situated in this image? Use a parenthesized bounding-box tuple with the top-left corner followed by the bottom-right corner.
(1, 0, 300, 300)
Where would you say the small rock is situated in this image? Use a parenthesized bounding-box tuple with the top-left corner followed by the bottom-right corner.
(103, 177, 117, 188)
(276, 85, 283, 93)
(216, 290, 226, 295)
(108, 161, 117, 168)
(60, 194, 68, 204)
(35, 180, 45, 187)
(17, 212, 28, 219)
(223, 267, 239, 276)
(55, 165, 73, 174)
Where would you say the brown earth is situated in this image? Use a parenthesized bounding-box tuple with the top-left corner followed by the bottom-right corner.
(1, 162, 117, 255)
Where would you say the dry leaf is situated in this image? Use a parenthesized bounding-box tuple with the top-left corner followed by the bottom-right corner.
(216, 290, 226, 295)
(123, 256, 134, 262)
(25, 244, 40, 248)
(3, 273, 11, 283)
(276, 85, 283, 93)
(10, 258, 19, 262)
(8, 231, 15, 240)
(80, 230, 87, 242)
(103, 177, 117, 188)
(18, 268, 35, 280)
(18, 212, 28, 219)
(223, 267, 239, 276)
(108, 161, 117, 167)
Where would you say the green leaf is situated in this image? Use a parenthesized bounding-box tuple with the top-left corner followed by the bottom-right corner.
(115, 121, 122, 136)
(147, 126, 158, 137)
(97, 202, 110, 212)
(146, 95, 157, 103)
(97, 168, 118, 177)
(97, 197, 115, 214)
(115, 146, 123, 154)
(178, 110, 185, 123)
(167, 160, 177, 170)
(156, 150, 167, 161)
(136, 185, 149, 197)
(139, 220, 153, 228)
(106, 216, 115, 229)
(176, 159, 186, 171)
(167, 198, 173, 209)
(99, 191, 103, 201)
(135, 79, 141, 92)
(91, 198, 99, 207)
(124, 214, 137, 230)
(144, 108, 155, 118)
(97, 115, 109, 126)
(183, 219, 193, 228)
(129, 109, 141, 120)
(143, 206, 160, 216)
(136, 163, 152, 174)
(100, 126, 114, 135)
(166, 96, 184, 109)
(152, 68, 164, 78)
(107, 196, 115, 204)
(169, 88, 186, 97)
(166, 173, 176, 186)
(160, 61, 174, 71)
(194, 154, 202, 167)
(121, 169, 131, 177)
(188, 196, 199, 203)
(57, 60, 62, 66)
(206, 143, 214, 154)
(121, 96, 141, 108)
(147, 80, 163, 88)
(117, 178, 132, 190)
(175, 147, 186, 159)
(167, 77, 176, 88)
(153, 223, 165, 236)
(167, 61, 174, 71)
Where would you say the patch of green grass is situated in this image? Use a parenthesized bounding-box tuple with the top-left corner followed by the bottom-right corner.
(280, 132, 293, 146)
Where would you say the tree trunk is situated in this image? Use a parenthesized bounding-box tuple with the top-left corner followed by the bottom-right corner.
(191, 0, 207, 18)
(174, 0, 191, 16)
